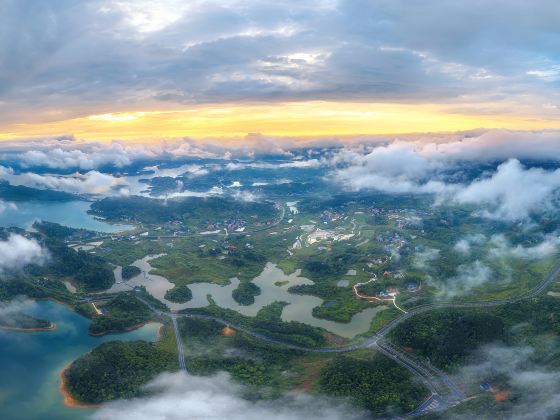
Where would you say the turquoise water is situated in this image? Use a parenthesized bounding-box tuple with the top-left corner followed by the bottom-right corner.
(0, 200, 131, 233)
(0, 301, 160, 420)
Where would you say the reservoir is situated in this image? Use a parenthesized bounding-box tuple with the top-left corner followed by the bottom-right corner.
(0, 200, 131, 233)
(0, 300, 160, 420)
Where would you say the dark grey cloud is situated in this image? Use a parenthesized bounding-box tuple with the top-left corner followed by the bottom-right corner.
(0, 0, 558, 125)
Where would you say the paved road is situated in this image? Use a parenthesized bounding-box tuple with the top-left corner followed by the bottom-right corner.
(128, 260, 560, 418)
(171, 316, 186, 371)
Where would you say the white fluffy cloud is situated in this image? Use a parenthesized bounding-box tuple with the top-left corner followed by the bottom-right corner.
(332, 149, 450, 195)
(3, 129, 560, 210)
(92, 372, 366, 420)
(438, 260, 493, 297)
(452, 159, 560, 220)
(0, 200, 17, 214)
(0, 297, 38, 326)
(453, 234, 486, 255)
(413, 247, 440, 269)
(0, 167, 129, 196)
(0, 234, 47, 272)
(488, 234, 560, 260)
(330, 132, 560, 221)
(428, 129, 560, 162)
(0, 138, 159, 170)
(452, 233, 560, 260)
(19, 146, 132, 170)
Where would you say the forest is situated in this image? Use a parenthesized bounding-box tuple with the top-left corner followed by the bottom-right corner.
(0, 180, 76, 201)
(65, 341, 175, 403)
(184, 302, 326, 348)
(318, 353, 426, 415)
(164, 284, 193, 303)
(121, 265, 141, 280)
(232, 281, 261, 305)
(90, 195, 276, 226)
(28, 238, 114, 291)
(391, 310, 505, 370)
(88, 293, 153, 335)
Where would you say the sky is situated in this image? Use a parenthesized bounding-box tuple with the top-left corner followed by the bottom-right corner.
(1, 0, 559, 141)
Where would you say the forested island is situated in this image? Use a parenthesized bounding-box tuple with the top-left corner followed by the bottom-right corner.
(164, 284, 192, 303)
(121, 265, 141, 280)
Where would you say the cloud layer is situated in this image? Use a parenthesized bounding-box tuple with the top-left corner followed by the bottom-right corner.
(93, 372, 366, 420)
(453, 343, 560, 420)
(1, 1, 559, 126)
(0, 297, 38, 326)
(1, 129, 560, 216)
(330, 130, 560, 221)
(0, 234, 47, 273)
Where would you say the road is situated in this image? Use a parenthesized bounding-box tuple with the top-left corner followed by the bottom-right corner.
(171, 316, 186, 371)
(128, 260, 560, 418)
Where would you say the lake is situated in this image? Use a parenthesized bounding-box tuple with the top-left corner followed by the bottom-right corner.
(0, 200, 131, 233)
(105, 257, 386, 338)
(0, 300, 160, 420)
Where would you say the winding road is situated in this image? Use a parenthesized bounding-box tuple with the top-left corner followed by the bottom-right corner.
(130, 260, 560, 418)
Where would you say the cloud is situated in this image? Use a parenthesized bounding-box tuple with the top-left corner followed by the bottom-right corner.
(225, 159, 323, 171)
(0, 234, 47, 273)
(154, 186, 224, 200)
(0, 199, 17, 214)
(3, 130, 560, 212)
(453, 234, 486, 255)
(427, 129, 560, 162)
(488, 234, 560, 260)
(0, 138, 160, 170)
(452, 159, 560, 221)
(330, 133, 560, 221)
(0, 297, 38, 326)
(452, 343, 560, 420)
(0, 168, 129, 196)
(1, 1, 559, 127)
(0, 135, 322, 171)
(92, 372, 367, 420)
(331, 142, 451, 195)
(19, 146, 131, 170)
(437, 260, 493, 297)
(231, 190, 262, 202)
(413, 247, 440, 269)
(433, 234, 558, 296)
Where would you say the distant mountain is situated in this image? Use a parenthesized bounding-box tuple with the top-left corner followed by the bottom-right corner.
(0, 180, 78, 201)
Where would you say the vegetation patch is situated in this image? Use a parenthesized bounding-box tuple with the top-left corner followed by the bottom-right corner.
(88, 293, 153, 335)
(64, 341, 175, 404)
(122, 265, 141, 280)
(391, 310, 505, 370)
(318, 352, 427, 416)
(232, 282, 261, 305)
(164, 284, 193, 303)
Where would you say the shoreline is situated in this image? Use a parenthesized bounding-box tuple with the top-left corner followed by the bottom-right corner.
(0, 322, 56, 333)
(42, 297, 78, 312)
(88, 320, 160, 337)
(59, 363, 101, 409)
